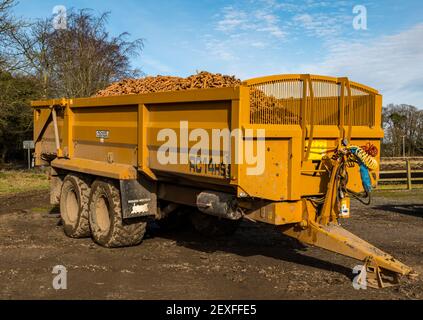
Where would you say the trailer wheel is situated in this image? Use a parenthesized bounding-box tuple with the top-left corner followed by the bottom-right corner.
(88, 179, 147, 248)
(190, 211, 241, 237)
(60, 174, 91, 238)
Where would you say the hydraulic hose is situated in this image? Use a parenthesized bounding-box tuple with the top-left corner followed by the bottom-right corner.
(349, 145, 378, 170)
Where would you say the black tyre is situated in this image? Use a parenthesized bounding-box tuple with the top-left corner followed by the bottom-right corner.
(190, 211, 241, 237)
(88, 179, 147, 248)
(60, 174, 91, 238)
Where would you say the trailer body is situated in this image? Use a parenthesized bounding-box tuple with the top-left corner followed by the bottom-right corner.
(32, 74, 414, 288)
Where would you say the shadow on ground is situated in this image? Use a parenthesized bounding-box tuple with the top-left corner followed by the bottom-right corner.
(147, 220, 354, 280)
(373, 204, 423, 217)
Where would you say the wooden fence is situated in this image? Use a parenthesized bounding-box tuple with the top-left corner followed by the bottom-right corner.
(379, 157, 423, 190)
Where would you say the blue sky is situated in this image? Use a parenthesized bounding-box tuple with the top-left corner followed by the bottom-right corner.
(13, 0, 423, 107)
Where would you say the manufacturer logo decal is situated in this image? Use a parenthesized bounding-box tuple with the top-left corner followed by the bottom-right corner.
(96, 130, 109, 139)
(128, 199, 151, 217)
(131, 203, 149, 215)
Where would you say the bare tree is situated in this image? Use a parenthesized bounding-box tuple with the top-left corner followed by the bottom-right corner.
(0, 0, 15, 33)
(382, 104, 423, 157)
(8, 9, 143, 98)
(6, 18, 53, 95)
(1, 6, 143, 163)
(0, 0, 22, 69)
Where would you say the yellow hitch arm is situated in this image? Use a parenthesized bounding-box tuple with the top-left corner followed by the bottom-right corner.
(280, 199, 415, 288)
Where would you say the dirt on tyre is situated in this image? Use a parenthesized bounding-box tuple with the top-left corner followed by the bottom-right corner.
(190, 211, 241, 237)
(60, 174, 91, 238)
(88, 179, 147, 248)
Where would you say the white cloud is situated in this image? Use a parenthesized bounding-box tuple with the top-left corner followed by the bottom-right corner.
(216, 7, 248, 32)
(298, 23, 423, 107)
(196, 1, 422, 108)
(291, 11, 350, 38)
(203, 37, 238, 61)
(261, 0, 351, 13)
(213, 0, 354, 52)
(204, 4, 288, 63)
(256, 25, 286, 39)
(141, 56, 174, 75)
(215, 6, 287, 40)
(250, 41, 267, 48)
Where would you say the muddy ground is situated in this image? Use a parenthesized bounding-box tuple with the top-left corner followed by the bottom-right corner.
(0, 189, 422, 300)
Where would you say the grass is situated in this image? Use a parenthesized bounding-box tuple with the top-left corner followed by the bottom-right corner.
(377, 184, 423, 191)
(0, 170, 49, 196)
(374, 188, 423, 199)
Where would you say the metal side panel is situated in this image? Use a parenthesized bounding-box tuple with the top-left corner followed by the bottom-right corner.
(51, 158, 137, 180)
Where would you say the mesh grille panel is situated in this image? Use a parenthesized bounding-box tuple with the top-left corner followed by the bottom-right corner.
(249, 78, 375, 127)
(250, 80, 302, 125)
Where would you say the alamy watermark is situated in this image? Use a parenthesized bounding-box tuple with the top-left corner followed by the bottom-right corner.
(52, 265, 67, 290)
(157, 121, 266, 176)
(352, 264, 367, 290)
(353, 5, 367, 30)
(52, 5, 67, 30)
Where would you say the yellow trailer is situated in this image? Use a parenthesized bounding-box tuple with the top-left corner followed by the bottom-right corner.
(32, 74, 415, 288)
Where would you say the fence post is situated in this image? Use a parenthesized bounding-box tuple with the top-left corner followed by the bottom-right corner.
(406, 159, 412, 190)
